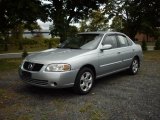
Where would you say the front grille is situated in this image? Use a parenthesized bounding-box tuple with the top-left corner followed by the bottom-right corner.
(23, 62, 43, 71)
(25, 79, 48, 86)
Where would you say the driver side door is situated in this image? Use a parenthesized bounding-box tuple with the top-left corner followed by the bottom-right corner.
(98, 35, 123, 76)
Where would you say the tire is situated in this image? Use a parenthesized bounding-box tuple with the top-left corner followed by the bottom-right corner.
(128, 58, 139, 75)
(73, 67, 95, 95)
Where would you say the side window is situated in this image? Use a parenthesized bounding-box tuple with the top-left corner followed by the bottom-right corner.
(102, 35, 118, 48)
(117, 35, 129, 47)
(127, 37, 133, 46)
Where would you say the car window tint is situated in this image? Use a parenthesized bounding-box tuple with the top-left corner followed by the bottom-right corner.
(102, 35, 118, 48)
(117, 35, 129, 47)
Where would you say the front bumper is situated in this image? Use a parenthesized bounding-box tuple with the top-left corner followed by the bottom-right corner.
(19, 66, 79, 88)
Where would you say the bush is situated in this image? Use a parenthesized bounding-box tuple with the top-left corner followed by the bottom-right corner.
(155, 39, 160, 50)
(22, 38, 37, 45)
(44, 37, 60, 48)
(18, 41, 23, 50)
(142, 40, 147, 51)
(22, 49, 28, 58)
(48, 40, 52, 49)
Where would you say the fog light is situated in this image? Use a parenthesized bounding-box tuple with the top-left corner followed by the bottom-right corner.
(51, 82, 57, 86)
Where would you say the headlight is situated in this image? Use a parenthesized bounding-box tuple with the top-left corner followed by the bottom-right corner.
(45, 64, 71, 72)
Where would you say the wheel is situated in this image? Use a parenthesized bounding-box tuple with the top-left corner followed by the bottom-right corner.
(129, 58, 139, 75)
(73, 67, 95, 95)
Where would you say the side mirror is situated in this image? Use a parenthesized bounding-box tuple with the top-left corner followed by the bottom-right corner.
(100, 44, 112, 51)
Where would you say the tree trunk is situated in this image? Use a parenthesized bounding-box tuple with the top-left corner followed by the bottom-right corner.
(59, 32, 67, 43)
(59, 23, 69, 43)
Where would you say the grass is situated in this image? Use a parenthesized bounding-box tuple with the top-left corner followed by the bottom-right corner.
(17, 114, 33, 120)
(79, 103, 92, 113)
(143, 50, 160, 61)
(79, 102, 106, 120)
(0, 88, 16, 109)
(0, 45, 47, 54)
(0, 58, 22, 72)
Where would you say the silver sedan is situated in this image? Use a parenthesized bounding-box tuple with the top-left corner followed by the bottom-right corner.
(19, 32, 143, 94)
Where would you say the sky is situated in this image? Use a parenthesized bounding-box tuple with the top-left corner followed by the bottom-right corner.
(37, 20, 80, 30)
(37, 0, 52, 30)
(37, 20, 52, 30)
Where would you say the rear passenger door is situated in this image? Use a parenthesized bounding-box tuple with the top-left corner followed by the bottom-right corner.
(116, 35, 133, 68)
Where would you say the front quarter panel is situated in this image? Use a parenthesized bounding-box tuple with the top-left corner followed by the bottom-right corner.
(65, 50, 99, 72)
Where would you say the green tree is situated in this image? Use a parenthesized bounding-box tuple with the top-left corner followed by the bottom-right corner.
(46, 0, 107, 43)
(79, 10, 109, 32)
(79, 20, 88, 32)
(142, 39, 147, 51)
(88, 10, 109, 31)
(139, 22, 154, 42)
(10, 22, 41, 50)
(22, 49, 28, 58)
(155, 39, 160, 50)
(67, 26, 78, 37)
(105, 0, 160, 40)
(0, 0, 48, 51)
(110, 15, 123, 32)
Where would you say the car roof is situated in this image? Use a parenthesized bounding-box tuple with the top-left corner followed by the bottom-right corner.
(78, 31, 124, 35)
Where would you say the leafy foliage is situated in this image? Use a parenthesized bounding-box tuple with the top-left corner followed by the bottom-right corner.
(0, 0, 48, 51)
(79, 20, 88, 32)
(46, 0, 107, 42)
(67, 26, 78, 37)
(79, 10, 109, 32)
(108, 0, 160, 39)
(44, 37, 60, 48)
(155, 39, 160, 50)
(142, 40, 147, 51)
(0, 0, 48, 31)
(110, 15, 123, 32)
(18, 41, 23, 50)
(22, 49, 28, 58)
(88, 10, 109, 31)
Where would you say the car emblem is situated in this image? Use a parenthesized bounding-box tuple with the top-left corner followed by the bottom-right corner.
(28, 63, 34, 70)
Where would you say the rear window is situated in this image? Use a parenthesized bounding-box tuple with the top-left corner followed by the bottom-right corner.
(117, 35, 129, 47)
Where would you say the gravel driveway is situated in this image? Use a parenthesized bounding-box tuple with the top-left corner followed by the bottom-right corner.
(0, 60, 160, 120)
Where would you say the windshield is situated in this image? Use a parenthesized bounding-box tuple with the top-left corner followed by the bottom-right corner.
(59, 34, 103, 50)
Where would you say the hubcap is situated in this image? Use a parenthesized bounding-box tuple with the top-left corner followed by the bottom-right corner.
(132, 60, 139, 73)
(80, 72, 93, 92)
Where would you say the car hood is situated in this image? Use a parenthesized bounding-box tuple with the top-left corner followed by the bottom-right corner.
(26, 48, 90, 63)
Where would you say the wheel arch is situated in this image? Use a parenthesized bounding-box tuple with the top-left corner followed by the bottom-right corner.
(73, 64, 96, 94)
(78, 64, 96, 78)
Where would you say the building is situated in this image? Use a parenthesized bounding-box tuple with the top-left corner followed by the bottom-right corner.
(135, 32, 155, 42)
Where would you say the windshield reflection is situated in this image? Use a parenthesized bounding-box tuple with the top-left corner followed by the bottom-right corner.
(59, 34, 103, 50)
